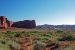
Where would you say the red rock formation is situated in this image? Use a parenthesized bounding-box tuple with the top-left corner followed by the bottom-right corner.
(0, 16, 8, 28)
(11, 20, 36, 28)
(0, 16, 36, 29)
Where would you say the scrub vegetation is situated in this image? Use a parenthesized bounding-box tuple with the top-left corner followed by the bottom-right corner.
(0, 30, 75, 50)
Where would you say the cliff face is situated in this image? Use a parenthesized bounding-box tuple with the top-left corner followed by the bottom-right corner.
(12, 20, 36, 28)
(0, 16, 8, 28)
(0, 16, 36, 29)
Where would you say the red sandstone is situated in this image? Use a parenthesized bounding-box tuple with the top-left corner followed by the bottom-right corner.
(0, 16, 36, 29)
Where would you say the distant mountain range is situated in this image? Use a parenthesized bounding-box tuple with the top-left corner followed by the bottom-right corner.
(36, 24, 75, 30)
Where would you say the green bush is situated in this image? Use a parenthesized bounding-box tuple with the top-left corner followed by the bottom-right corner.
(58, 35, 75, 41)
(14, 33, 21, 37)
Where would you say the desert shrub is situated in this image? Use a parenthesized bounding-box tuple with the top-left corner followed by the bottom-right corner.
(21, 31, 25, 33)
(60, 46, 75, 50)
(29, 31, 40, 33)
(9, 44, 17, 50)
(56, 30, 64, 34)
(5, 31, 15, 37)
(14, 33, 21, 37)
(58, 35, 75, 41)
(47, 32, 53, 37)
(33, 41, 45, 50)
(7, 31, 11, 33)
(55, 30, 66, 38)
(1, 41, 6, 44)
(47, 32, 52, 35)
(23, 32, 31, 37)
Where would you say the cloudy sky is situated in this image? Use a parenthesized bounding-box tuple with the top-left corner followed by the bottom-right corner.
(0, 0, 75, 25)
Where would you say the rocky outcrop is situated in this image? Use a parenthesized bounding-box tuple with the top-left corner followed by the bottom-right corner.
(0, 16, 8, 28)
(0, 16, 36, 29)
(12, 20, 36, 28)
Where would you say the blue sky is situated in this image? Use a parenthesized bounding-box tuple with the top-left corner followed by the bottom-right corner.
(0, 0, 75, 25)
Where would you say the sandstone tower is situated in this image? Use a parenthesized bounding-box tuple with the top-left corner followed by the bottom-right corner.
(0, 16, 8, 28)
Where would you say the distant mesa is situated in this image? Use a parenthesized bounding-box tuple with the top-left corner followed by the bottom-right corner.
(0, 16, 36, 29)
